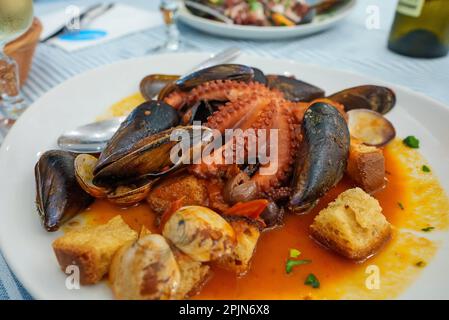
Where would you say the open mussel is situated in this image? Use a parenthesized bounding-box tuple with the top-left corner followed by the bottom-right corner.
(95, 100, 179, 176)
(75, 153, 110, 198)
(107, 178, 159, 206)
(35, 150, 93, 231)
(266, 75, 325, 102)
(140, 74, 180, 101)
(93, 125, 214, 187)
(75, 153, 158, 206)
(289, 102, 350, 213)
(328, 85, 396, 114)
(158, 64, 267, 100)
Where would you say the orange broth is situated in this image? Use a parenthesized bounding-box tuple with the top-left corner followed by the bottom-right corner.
(79, 144, 420, 299)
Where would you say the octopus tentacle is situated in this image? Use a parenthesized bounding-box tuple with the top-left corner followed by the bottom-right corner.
(251, 100, 299, 193)
(163, 80, 277, 110)
(266, 186, 292, 201)
(189, 93, 276, 178)
(207, 91, 279, 133)
(176, 79, 303, 198)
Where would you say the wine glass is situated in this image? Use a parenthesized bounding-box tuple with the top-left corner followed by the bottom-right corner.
(0, 0, 33, 138)
(149, 0, 195, 53)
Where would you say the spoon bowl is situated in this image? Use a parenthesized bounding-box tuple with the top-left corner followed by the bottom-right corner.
(57, 117, 124, 153)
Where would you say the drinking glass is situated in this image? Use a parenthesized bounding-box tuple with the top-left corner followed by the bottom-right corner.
(149, 0, 195, 53)
(0, 0, 33, 138)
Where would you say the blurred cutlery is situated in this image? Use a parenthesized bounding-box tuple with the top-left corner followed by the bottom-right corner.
(184, 1, 234, 24)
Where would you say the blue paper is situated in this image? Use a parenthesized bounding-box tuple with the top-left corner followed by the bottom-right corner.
(59, 30, 107, 41)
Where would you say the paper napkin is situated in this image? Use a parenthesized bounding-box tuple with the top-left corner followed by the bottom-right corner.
(38, 3, 163, 52)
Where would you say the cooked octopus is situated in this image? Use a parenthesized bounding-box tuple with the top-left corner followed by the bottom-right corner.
(35, 63, 398, 301)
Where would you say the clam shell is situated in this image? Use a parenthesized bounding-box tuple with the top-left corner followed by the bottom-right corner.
(347, 109, 396, 147)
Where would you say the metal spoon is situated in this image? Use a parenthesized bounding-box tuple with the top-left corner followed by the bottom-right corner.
(57, 47, 241, 153)
(57, 117, 125, 153)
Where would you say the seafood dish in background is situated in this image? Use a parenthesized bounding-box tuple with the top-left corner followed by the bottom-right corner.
(179, 0, 356, 40)
(33, 63, 448, 300)
(185, 0, 351, 27)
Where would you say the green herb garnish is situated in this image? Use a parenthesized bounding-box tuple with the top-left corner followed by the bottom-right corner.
(422, 165, 431, 173)
(289, 248, 301, 258)
(398, 202, 405, 210)
(304, 273, 320, 289)
(403, 136, 420, 148)
(247, 0, 262, 12)
(285, 259, 311, 274)
(421, 226, 435, 232)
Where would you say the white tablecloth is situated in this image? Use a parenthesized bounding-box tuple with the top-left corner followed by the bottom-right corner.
(1, 0, 448, 300)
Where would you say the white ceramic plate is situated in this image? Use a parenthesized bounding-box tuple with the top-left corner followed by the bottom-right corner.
(1, 53, 449, 300)
(179, 0, 356, 40)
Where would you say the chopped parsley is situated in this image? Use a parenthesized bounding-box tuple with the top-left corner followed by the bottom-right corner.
(421, 226, 435, 232)
(285, 259, 311, 274)
(398, 202, 405, 210)
(289, 248, 301, 258)
(304, 274, 320, 289)
(247, 0, 262, 12)
(415, 261, 426, 268)
(403, 136, 420, 148)
(422, 165, 431, 173)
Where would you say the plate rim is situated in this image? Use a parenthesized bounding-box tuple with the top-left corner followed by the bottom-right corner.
(1, 52, 449, 300)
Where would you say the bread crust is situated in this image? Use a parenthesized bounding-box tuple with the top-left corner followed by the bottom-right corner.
(347, 139, 385, 194)
(310, 223, 391, 261)
(172, 248, 211, 299)
(146, 174, 208, 214)
(216, 217, 261, 275)
(52, 216, 137, 285)
(310, 188, 391, 261)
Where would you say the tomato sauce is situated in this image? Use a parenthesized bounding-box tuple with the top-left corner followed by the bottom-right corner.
(80, 145, 431, 299)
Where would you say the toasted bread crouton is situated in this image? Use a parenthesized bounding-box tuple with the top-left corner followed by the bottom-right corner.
(53, 216, 137, 284)
(310, 188, 391, 261)
(217, 217, 261, 275)
(172, 248, 211, 299)
(347, 139, 386, 194)
(146, 174, 208, 214)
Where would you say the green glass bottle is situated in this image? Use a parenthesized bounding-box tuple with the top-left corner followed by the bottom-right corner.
(388, 0, 449, 58)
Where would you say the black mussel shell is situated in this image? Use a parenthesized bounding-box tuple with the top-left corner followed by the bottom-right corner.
(289, 102, 350, 213)
(183, 100, 224, 125)
(328, 85, 396, 114)
(158, 64, 266, 100)
(35, 150, 93, 231)
(140, 74, 180, 101)
(266, 75, 325, 102)
(94, 101, 179, 175)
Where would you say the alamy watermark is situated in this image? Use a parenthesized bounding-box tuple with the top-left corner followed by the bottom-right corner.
(65, 263, 80, 290)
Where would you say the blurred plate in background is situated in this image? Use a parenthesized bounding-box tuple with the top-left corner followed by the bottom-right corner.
(178, 0, 357, 40)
